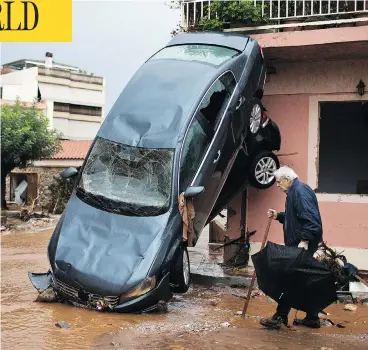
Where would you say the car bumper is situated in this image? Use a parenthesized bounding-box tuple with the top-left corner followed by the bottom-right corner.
(114, 272, 173, 313)
(29, 269, 173, 313)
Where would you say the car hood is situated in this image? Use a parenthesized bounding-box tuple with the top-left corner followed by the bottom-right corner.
(52, 194, 171, 296)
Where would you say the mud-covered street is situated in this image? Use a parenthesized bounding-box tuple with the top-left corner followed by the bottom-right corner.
(1, 229, 368, 350)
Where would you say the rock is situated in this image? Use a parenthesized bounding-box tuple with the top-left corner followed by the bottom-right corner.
(210, 300, 218, 306)
(344, 304, 357, 311)
(110, 341, 119, 346)
(221, 322, 230, 327)
(321, 348, 334, 350)
(55, 321, 70, 329)
(336, 322, 347, 328)
(236, 311, 242, 315)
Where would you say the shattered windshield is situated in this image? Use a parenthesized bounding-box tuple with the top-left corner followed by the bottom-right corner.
(76, 137, 174, 216)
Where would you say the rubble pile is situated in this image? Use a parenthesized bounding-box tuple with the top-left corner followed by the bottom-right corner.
(1, 213, 60, 234)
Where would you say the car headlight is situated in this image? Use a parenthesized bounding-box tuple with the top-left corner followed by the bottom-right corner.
(119, 276, 156, 303)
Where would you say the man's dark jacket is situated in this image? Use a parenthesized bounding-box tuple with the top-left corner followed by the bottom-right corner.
(276, 178, 323, 247)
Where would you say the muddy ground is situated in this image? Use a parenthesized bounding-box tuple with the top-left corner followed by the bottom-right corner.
(1, 229, 368, 349)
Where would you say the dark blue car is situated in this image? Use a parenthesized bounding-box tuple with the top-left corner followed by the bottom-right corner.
(29, 32, 281, 313)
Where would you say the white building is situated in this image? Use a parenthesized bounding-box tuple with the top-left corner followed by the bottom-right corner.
(1, 52, 105, 140)
(1, 53, 105, 209)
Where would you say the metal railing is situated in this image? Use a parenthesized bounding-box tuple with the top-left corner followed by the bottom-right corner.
(181, 0, 368, 29)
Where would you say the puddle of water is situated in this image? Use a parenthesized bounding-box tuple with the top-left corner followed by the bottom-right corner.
(1, 230, 159, 350)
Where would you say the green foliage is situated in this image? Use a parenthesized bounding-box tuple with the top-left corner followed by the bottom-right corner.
(210, 0, 270, 26)
(197, 18, 224, 31)
(46, 175, 74, 214)
(1, 99, 62, 173)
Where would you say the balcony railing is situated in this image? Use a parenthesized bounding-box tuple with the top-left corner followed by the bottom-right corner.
(181, 0, 368, 30)
(38, 67, 104, 85)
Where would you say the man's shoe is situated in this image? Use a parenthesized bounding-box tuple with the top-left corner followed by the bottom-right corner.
(293, 317, 321, 329)
(260, 314, 288, 330)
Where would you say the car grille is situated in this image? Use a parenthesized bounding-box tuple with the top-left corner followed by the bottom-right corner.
(54, 278, 119, 308)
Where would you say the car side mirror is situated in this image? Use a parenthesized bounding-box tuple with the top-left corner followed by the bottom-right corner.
(60, 167, 79, 179)
(184, 186, 204, 198)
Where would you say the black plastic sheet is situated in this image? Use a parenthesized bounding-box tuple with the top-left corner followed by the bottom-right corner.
(252, 242, 338, 313)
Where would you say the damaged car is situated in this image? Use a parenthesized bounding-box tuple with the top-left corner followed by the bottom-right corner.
(29, 32, 281, 313)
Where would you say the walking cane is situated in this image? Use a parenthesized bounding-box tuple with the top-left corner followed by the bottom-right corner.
(242, 217, 273, 318)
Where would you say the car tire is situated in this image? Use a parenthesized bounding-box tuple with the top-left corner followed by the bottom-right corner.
(170, 246, 191, 293)
(248, 150, 280, 190)
(248, 97, 264, 135)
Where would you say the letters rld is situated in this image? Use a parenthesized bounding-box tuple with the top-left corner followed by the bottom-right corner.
(0, 1, 39, 31)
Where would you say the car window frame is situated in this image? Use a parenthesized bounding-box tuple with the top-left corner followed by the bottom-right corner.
(177, 70, 238, 195)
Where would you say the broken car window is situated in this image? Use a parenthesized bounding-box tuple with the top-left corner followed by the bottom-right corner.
(179, 119, 210, 193)
(151, 44, 239, 67)
(77, 137, 174, 216)
(199, 72, 236, 127)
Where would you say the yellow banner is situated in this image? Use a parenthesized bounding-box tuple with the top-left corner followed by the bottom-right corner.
(0, 0, 72, 42)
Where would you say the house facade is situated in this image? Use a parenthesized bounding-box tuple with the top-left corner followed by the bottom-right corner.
(181, 1, 368, 269)
(1, 53, 105, 209)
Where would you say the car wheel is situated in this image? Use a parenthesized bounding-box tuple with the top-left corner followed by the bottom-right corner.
(248, 151, 280, 189)
(170, 246, 191, 293)
(249, 97, 263, 135)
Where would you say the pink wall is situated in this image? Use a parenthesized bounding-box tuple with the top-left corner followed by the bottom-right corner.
(226, 95, 368, 250)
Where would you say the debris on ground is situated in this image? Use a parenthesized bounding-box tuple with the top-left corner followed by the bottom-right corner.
(1, 214, 60, 234)
(55, 321, 71, 329)
(336, 321, 349, 328)
(156, 300, 168, 314)
(35, 287, 58, 303)
(344, 304, 358, 312)
(20, 208, 49, 222)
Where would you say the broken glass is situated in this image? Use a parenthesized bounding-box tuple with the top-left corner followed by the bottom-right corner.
(77, 137, 174, 216)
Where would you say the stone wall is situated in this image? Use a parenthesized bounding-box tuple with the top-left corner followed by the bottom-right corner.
(5, 166, 67, 210)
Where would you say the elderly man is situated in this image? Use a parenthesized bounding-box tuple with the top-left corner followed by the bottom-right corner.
(260, 166, 323, 330)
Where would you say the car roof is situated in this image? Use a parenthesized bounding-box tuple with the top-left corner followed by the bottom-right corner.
(97, 59, 219, 149)
(167, 32, 250, 52)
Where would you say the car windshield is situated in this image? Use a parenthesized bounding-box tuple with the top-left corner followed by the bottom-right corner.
(151, 44, 239, 67)
(76, 137, 174, 216)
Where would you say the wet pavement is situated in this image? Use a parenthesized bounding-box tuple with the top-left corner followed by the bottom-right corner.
(188, 225, 253, 287)
(1, 229, 368, 349)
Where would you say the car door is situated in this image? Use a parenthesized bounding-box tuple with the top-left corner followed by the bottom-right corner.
(179, 71, 237, 245)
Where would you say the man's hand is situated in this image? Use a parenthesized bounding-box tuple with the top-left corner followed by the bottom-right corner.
(298, 240, 309, 250)
(267, 209, 278, 220)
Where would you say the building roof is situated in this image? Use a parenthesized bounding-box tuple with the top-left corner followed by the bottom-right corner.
(50, 140, 93, 160)
(3, 58, 79, 72)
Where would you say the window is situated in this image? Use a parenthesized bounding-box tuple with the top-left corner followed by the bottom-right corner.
(179, 72, 236, 192)
(151, 44, 239, 67)
(318, 102, 368, 194)
(54, 102, 102, 117)
(77, 137, 174, 216)
(179, 119, 210, 192)
(198, 72, 236, 127)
